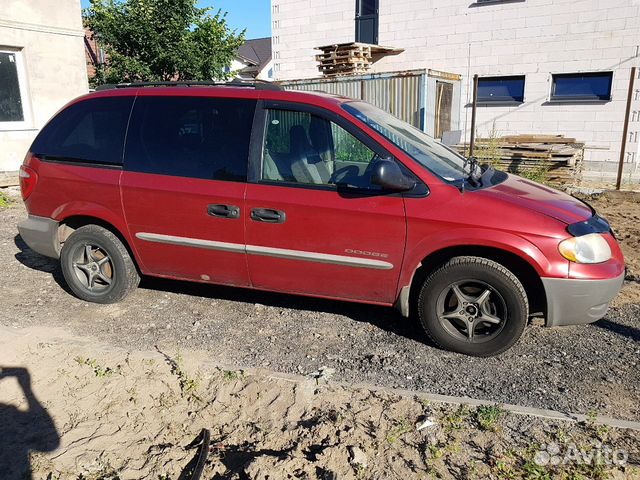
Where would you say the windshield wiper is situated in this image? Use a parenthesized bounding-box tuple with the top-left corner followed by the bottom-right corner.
(463, 156, 481, 187)
(479, 164, 496, 187)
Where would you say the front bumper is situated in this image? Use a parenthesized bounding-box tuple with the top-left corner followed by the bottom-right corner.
(17, 215, 60, 259)
(541, 273, 625, 327)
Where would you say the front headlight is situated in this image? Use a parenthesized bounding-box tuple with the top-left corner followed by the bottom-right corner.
(559, 233, 612, 264)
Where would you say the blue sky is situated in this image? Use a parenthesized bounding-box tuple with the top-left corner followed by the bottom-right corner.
(80, 0, 271, 39)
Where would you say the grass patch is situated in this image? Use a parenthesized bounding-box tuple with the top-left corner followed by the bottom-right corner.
(470, 125, 553, 185)
(355, 464, 367, 480)
(222, 369, 243, 382)
(443, 404, 471, 432)
(157, 349, 202, 403)
(0, 190, 11, 208)
(75, 455, 122, 479)
(584, 410, 611, 443)
(172, 352, 201, 402)
(475, 404, 505, 431)
(386, 417, 412, 444)
(515, 163, 551, 185)
(74, 357, 121, 378)
(473, 123, 504, 166)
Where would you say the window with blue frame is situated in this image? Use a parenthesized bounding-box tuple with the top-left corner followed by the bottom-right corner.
(477, 76, 525, 104)
(550, 72, 613, 102)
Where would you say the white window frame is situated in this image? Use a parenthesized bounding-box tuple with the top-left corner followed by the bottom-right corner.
(0, 48, 33, 131)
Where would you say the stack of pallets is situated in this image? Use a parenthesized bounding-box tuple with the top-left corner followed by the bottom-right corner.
(315, 43, 373, 77)
(455, 135, 585, 183)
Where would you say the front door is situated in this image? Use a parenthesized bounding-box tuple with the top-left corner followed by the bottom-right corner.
(121, 94, 256, 287)
(244, 104, 406, 304)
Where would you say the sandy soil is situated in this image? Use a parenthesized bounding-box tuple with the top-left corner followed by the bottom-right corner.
(1, 326, 639, 480)
(579, 191, 640, 307)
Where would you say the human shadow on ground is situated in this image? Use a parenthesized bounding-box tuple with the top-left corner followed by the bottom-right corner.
(0, 367, 60, 480)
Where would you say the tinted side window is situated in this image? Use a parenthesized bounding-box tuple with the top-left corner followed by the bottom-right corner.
(125, 96, 256, 181)
(31, 97, 134, 165)
(551, 72, 613, 101)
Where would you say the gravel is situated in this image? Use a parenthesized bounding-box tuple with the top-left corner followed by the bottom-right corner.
(2, 194, 639, 421)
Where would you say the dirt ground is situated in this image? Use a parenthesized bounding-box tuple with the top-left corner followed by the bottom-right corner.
(582, 191, 640, 307)
(1, 326, 639, 480)
(1, 187, 640, 479)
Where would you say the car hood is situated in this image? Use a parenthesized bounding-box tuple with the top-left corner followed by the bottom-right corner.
(478, 174, 592, 224)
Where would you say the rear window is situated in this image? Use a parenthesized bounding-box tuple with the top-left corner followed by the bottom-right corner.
(31, 96, 134, 165)
(124, 96, 256, 182)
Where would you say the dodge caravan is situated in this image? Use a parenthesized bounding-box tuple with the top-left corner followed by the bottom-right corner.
(17, 81, 625, 356)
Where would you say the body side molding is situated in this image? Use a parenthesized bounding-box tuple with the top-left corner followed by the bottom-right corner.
(135, 232, 394, 270)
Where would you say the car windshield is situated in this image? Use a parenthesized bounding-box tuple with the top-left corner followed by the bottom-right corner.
(343, 101, 468, 182)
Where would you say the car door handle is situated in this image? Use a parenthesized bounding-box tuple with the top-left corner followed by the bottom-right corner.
(207, 204, 240, 219)
(250, 208, 286, 224)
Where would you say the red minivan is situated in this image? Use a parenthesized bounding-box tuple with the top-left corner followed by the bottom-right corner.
(17, 81, 625, 356)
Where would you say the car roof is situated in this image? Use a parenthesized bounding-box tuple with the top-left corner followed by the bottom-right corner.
(84, 83, 353, 108)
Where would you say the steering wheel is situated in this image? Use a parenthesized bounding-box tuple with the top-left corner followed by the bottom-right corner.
(329, 165, 361, 184)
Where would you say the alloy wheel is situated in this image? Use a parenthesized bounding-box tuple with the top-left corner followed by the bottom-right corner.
(71, 243, 114, 293)
(435, 280, 507, 343)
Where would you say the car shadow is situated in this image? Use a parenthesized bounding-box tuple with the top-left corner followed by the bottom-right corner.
(0, 367, 60, 480)
(13, 234, 431, 346)
(139, 276, 431, 345)
(593, 318, 640, 342)
(13, 235, 74, 295)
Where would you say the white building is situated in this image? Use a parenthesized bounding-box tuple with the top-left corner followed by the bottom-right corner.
(271, 0, 640, 181)
(0, 0, 88, 175)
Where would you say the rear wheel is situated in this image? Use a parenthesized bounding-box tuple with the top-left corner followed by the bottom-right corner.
(418, 256, 528, 357)
(60, 225, 139, 304)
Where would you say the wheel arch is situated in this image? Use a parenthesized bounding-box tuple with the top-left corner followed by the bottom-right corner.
(398, 245, 547, 320)
(57, 215, 144, 273)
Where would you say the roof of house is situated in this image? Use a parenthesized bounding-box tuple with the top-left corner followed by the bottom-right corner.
(236, 37, 272, 71)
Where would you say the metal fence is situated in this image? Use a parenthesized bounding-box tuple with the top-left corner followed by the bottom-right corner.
(280, 70, 427, 130)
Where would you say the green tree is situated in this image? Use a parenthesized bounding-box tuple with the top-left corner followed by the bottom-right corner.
(85, 0, 245, 85)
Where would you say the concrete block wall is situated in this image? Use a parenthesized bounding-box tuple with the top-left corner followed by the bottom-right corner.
(271, 0, 354, 79)
(0, 0, 88, 173)
(272, 0, 640, 180)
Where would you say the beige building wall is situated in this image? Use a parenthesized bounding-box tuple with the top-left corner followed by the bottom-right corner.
(0, 0, 88, 173)
(272, 0, 640, 178)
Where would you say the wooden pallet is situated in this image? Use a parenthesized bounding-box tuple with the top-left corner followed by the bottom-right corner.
(315, 42, 374, 77)
(453, 134, 585, 184)
(316, 53, 370, 63)
(316, 48, 372, 61)
(500, 134, 577, 144)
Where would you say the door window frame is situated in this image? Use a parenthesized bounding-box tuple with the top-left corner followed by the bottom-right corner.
(248, 100, 428, 197)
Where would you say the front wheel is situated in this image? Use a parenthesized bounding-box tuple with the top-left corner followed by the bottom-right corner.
(60, 225, 140, 304)
(418, 256, 528, 357)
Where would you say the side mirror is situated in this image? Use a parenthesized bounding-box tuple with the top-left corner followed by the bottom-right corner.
(371, 158, 417, 192)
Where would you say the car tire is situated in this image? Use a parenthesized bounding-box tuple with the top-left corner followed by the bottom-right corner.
(418, 256, 528, 357)
(60, 225, 140, 304)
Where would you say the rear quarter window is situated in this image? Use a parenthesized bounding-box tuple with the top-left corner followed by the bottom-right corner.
(124, 96, 256, 182)
(31, 96, 134, 165)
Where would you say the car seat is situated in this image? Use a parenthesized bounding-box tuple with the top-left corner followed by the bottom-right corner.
(289, 125, 330, 184)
